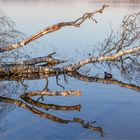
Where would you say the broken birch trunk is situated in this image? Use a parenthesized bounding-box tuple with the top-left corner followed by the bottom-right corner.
(0, 5, 139, 78)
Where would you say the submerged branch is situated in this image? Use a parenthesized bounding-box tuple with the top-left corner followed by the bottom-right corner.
(0, 65, 58, 75)
(65, 45, 140, 71)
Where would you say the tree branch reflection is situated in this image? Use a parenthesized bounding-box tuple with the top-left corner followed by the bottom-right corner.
(68, 71, 140, 92)
(0, 93, 104, 136)
(1, 69, 140, 92)
(0, 96, 70, 124)
(21, 93, 81, 111)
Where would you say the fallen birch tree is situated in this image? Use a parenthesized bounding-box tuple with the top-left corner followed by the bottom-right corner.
(0, 5, 139, 82)
(1, 6, 140, 136)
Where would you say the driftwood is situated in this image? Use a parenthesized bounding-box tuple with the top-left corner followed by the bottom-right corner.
(0, 5, 109, 76)
(0, 44, 140, 75)
(68, 72, 140, 92)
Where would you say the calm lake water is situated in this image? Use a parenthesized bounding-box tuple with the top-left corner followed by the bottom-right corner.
(0, 0, 140, 140)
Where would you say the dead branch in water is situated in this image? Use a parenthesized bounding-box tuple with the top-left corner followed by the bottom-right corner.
(0, 6, 139, 93)
(0, 5, 108, 53)
(0, 52, 66, 67)
(64, 12, 140, 71)
(0, 9, 139, 78)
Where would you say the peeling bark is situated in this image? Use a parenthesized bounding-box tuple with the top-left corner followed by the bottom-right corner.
(1, 55, 66, 66)
(0, 6, 139, 90)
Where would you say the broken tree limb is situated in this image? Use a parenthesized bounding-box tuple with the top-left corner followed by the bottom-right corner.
(64, 45, 140, 71)
(0, 55, 66, 67)
(0, 9, 139, 83)
(63, 12, 140, 71)
(0, 5, 108, 53)
(0, 65, 58, 75)
(0, 45, 140, 76)
(0, 44, 140, 75)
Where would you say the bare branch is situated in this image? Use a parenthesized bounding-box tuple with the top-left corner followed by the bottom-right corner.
(0, 5, 108, 53)
(0, 55, 66, 66)
(64, 45, 140, 71)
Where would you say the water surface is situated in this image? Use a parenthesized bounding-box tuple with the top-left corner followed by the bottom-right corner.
(0, 0, 140, 140)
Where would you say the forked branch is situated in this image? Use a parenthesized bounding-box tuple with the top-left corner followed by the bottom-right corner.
(0, 5, 108, 53)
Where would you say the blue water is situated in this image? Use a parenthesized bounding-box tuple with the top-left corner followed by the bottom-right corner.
(0, 0, 140, 140)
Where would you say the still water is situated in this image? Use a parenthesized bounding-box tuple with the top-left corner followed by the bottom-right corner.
(0, 0, 140, 140)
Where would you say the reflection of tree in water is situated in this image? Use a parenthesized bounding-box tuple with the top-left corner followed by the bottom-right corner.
(0, 11, 28, 135)
(0, 5, 139, 138)
(0, 79, 104, 136)
(1, 64, 140, 137)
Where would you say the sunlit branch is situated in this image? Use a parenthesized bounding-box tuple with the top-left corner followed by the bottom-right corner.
(0, 53, 66, 67)
(0, 5, 108, 53)
(0, 9, 139, 78)
(65, 45, 140, 71)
